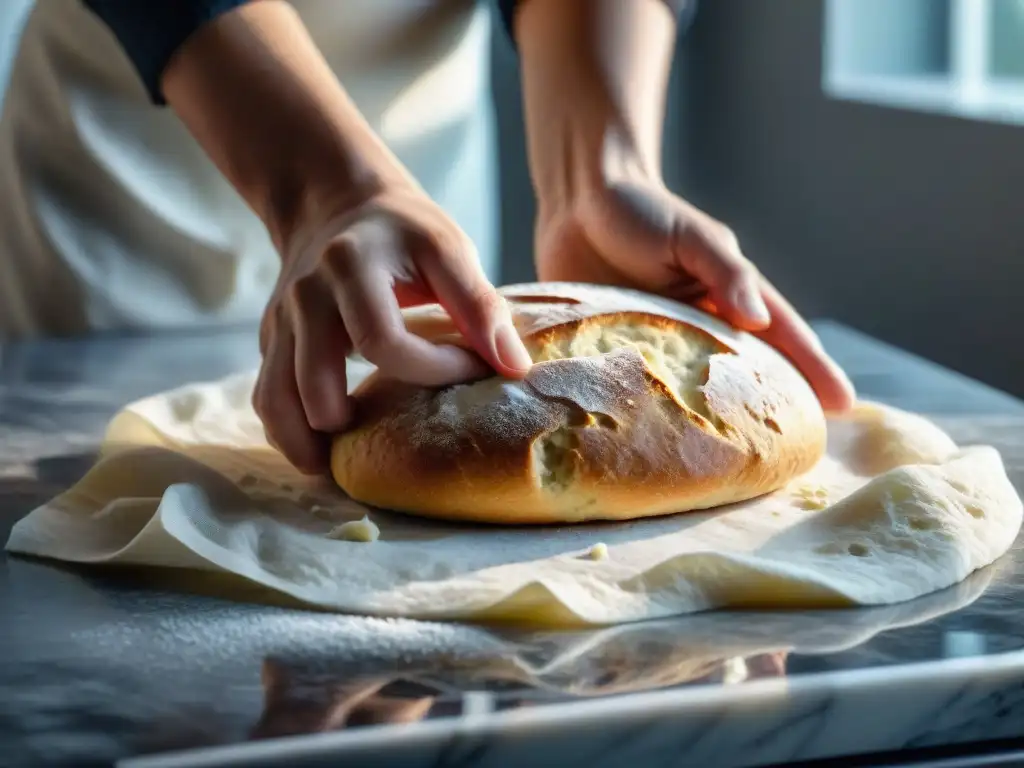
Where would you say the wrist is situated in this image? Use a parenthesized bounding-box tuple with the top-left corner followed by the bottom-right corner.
(533, 120, 664, 225)
(160, 0, 418, 258)
(261, 144, 415, 262)
(515, 0, 674, 220)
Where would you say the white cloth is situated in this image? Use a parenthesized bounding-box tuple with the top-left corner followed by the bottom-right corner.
(0, 0, 498, 337)
(5, 360, 1021, 627)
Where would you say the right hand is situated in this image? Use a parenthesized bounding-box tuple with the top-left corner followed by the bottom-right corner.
(253, 188, 533, 475)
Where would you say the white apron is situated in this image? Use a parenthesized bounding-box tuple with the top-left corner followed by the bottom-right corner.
(0, 0, 498, 338)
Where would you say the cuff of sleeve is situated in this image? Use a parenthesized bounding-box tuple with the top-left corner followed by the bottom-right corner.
(496, 0, 698, 47)
(82, 0, 248, 105)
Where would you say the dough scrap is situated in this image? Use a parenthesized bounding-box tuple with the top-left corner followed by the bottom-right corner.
(326, 515, 380, 543)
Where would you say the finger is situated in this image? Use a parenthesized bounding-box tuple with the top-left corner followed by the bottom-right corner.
(253, 320, 329, 474)
(320, 680, 390, 730)
(289, 275, 354, 434)
(756, 280, 856, 413)
(671, 217, 771, 331)
(413, 236, 533, 379)
(324, 240, 490, 386)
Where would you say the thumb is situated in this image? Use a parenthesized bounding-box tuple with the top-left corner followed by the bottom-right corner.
(417, 247, 533, 379)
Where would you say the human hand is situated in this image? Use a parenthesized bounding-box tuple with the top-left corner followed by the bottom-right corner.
(254, 188, 533, 474)
(534, 178, 856, 413)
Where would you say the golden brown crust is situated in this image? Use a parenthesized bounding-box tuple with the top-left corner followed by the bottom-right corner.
(331, 283, 827, 524)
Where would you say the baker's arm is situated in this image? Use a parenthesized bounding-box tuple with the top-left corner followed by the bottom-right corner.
(506, 0, 856, 413)
(81, 0, 532, 472)
(504, 0, 694, 210)
(82, 0, 413, 251)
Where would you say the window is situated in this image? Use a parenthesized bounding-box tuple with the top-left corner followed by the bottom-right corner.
(0, 0, 32, 106)
(824, 0, 1024, 124)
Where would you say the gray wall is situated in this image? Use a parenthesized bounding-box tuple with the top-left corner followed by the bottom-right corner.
(492, 0, 1024, 398)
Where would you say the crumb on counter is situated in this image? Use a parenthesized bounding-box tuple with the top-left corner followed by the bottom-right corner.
(721, 657, 749, 684)
(583, 542, 609, 561)
(797, 497, 829, 511)
(326, 515, 380, 543)
(793, 483, 830, 511)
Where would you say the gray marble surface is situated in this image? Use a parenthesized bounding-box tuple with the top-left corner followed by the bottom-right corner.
(2, 322, 1024, 768)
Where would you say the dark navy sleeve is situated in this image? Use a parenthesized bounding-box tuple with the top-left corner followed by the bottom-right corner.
(496, 0, 698, 44)
(82, 0, 247, 104)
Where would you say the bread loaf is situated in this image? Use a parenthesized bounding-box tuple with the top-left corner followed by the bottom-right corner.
(330, 283, 827, 524)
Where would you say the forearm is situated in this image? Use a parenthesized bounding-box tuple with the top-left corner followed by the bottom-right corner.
(159, 0, 414, 255)
(514, 0, 680, 210)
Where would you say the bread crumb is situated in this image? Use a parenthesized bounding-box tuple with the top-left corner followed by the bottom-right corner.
(793, 483, 829, 510)
(583, 542, 609, 561)
(797, 498, 829, 511)
(326, 515, 380, 543)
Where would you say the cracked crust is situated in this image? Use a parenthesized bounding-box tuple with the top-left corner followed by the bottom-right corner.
(330, 283, 827, 524)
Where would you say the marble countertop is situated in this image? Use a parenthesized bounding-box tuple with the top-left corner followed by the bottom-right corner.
(2, 322, 1024, 768)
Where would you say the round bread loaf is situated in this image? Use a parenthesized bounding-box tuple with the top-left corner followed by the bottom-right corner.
(330, 283, 827, 524)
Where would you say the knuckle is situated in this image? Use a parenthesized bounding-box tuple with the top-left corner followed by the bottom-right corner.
(306, 401, 350, 434)
(706, 227, 755, 278)
(712, 222, 741, 254)
(470, 285, 506, 324)
(305, 411, 333, 433)
(285, 273, 322, 313)
(253, 387, 283, 426)
(350, 320, 402, 363)
(412, 219, 476, 266)
(258, 314, 275, 354)
(251, 382, 266, 417)
(252, 371, 288, 426)
(263, 295, 289, 329)
(251, 367, 274, 418)
(319, 239, 360, 283)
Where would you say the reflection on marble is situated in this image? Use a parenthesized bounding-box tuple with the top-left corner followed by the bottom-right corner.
(4, 324, 1024, 768)
(233, 565, 993, 745)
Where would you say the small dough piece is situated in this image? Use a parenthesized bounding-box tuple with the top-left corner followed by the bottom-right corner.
(831, 402, 959, 475)
(332, 283, 827, 524)
(721, 657, 749, 684)
(584, 542, 609, 561)
(794, 483, 830, 510)
(326, 515, 380, 543)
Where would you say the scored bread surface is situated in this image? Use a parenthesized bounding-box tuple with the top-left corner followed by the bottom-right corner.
(331, 283, 827, 524)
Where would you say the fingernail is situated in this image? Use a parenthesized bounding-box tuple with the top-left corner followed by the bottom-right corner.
(493, 323, 533, 374)
(734, 284, 771, 326)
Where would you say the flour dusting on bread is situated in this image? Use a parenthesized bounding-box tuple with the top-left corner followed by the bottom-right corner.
(332, 283, 827, 524)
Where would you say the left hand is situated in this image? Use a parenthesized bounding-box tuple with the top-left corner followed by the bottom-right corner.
(534, 177, 856, 413)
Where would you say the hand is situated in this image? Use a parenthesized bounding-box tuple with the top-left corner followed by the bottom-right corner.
(254, 188, 533, 474)
(534, 178, 856, 413)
